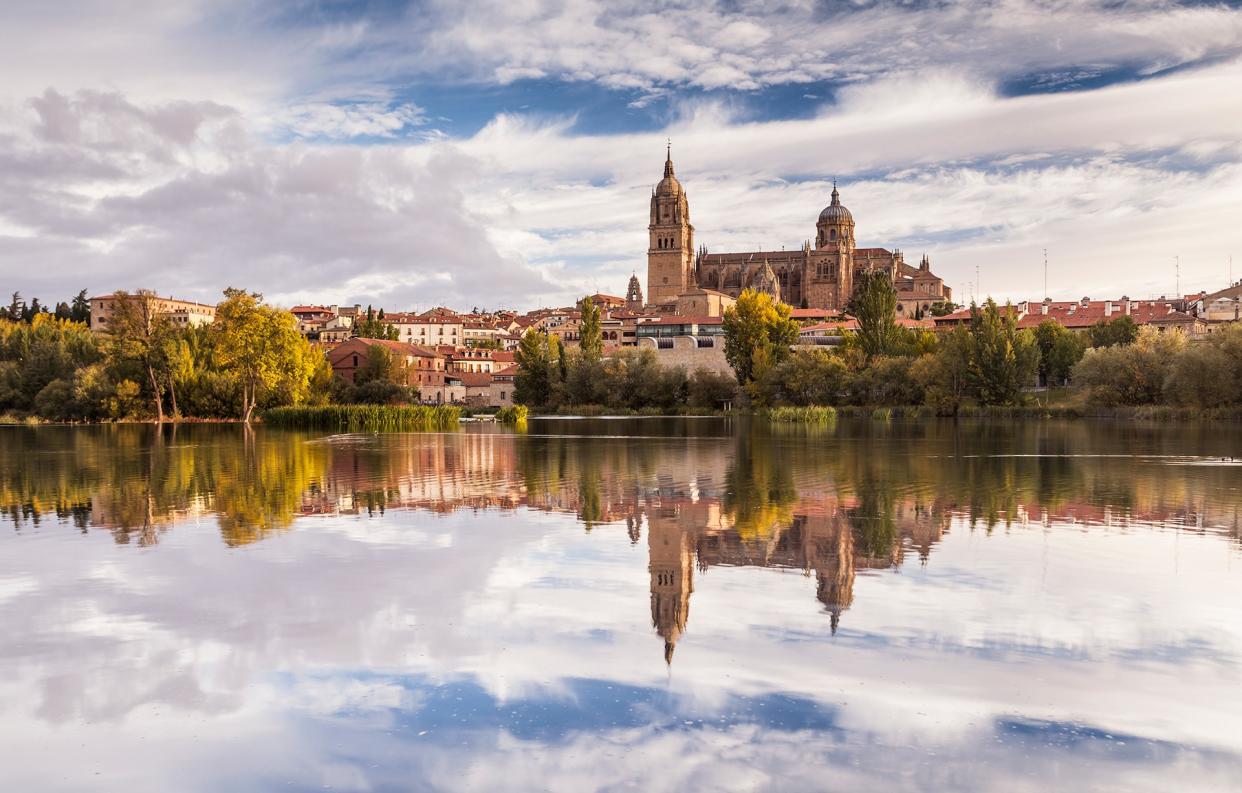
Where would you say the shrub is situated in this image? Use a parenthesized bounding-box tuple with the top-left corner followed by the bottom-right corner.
(495, 405, 529, 424)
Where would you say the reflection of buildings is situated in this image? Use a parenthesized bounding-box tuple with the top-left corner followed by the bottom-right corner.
(643, 496, 944, 663)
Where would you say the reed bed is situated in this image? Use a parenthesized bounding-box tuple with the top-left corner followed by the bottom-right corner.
(495, 405, 529, 424)
(264, 404, 461, 431)
(767, 406, 838, 424)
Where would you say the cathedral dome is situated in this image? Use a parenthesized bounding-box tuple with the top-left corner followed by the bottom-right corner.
(818, 184, 853, 224)
(655, 144, 682, 196)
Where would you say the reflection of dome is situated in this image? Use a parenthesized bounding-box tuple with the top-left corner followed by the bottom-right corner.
(818, 184, 853, 224)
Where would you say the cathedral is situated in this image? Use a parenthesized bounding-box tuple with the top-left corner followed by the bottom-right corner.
(646, 149, 952, 315)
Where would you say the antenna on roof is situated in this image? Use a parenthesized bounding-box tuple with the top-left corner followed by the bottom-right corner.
(1043, 248, 1048, 301)
(1175, 255, 1180, 298)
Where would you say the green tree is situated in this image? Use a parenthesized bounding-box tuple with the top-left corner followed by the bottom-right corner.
(1087, 315, 1138, 348)
(1035, 320, 1087, 386)
(768, 349, 851, 406)
(578, 296, 603, 361)
(929, 300, 958, 317)
(354, 306, 399, 340)
(355, 344, 396, 385)
(850, 271, 902, 359)
(723, 289, 799, 390)
(514, 329, 561, 407)
(214, 289, 322, 422)
(965, 300, 1039, 405)
(70, 289, 91, 323)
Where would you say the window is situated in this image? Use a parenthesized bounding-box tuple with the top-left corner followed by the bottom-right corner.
(352, 354, 358, 367)
(696, 337, 714, 348)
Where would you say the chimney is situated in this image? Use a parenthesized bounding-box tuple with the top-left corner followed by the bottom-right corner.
(1041, 297, 1051, 315)
(1120, 296, 1130, 316)
(329, 304, 338, 315)
(1104, 300, 1114, 317)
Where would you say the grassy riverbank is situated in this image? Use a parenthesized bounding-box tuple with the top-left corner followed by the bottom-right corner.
(263, 404, 462, 431)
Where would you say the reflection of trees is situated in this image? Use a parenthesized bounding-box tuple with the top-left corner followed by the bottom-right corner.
(723, 424, 797, 541)
(210, 432, 327, 546)
(2, 419, 1239, 552)
(0, 425, 327, 546)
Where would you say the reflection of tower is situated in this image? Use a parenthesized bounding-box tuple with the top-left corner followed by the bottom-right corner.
(648, 508, 694, 665)
(810, 517, 855, 634)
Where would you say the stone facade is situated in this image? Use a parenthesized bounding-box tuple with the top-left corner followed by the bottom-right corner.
(646, 146, 696, 307)
(646, 156, 952, 312)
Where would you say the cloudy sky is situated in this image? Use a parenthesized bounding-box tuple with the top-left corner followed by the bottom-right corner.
(2, 0, 1242, 312)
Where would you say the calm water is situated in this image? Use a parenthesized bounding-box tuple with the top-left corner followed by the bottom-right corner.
(2, 419, 1241, 792)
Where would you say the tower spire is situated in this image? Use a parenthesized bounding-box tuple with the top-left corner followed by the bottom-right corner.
(831, 178, 840, 206)
(664, 138, 674, 178)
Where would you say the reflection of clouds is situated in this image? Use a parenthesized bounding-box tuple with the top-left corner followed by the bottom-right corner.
(2, 425, 1242, 790)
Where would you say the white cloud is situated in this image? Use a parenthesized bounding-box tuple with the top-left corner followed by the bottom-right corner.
(1, 3, 1241, 309)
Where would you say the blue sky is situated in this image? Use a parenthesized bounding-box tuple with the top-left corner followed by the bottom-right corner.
(1, 0, 1241, 310)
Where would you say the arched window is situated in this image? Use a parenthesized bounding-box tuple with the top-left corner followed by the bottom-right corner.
(830, 228, 837, 240)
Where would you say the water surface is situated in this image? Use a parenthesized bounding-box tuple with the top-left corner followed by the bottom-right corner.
(2, 419, 1240, 792)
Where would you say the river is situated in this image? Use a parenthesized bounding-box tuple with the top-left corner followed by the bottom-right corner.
(1, 418, 1240, 792)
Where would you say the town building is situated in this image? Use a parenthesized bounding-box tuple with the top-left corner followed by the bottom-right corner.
(326, 337, 453, 402)
(933, 296, 1205, 337)
(645, 148, 952, 312)
(89, 292, 217, 332)
(386, 309, 464, 347)
(635, 316, 731, 375)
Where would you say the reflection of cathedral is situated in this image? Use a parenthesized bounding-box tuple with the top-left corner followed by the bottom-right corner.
(642, 498, 945, 663)
(646, 148, 953, 313)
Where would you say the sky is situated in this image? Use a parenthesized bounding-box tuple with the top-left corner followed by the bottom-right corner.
(1, 0, 1242, 312)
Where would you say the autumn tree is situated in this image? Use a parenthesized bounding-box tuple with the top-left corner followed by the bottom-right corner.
(578, 296, 603, 361)
(105, 289, 177, 422)
(214, 289, 322, 422)
(722, 289, 799, 393)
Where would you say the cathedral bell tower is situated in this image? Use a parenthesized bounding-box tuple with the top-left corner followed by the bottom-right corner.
(646, 144, 695, 306)
(815, 182, 854, 250)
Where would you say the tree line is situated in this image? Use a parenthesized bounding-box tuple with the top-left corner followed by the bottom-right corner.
(514, 296, 738, 412)
(515, 276, 1230, 413)
(0, 288, 330, 422)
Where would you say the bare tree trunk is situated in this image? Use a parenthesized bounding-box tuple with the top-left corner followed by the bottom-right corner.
(168, 376, 179, 420)
(148, 364, 164, 424)
(242, 381, 255, 424)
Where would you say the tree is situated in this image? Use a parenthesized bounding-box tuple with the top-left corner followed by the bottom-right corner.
(354, 307, 398, 340)
(1072, 327, 1185, 406)
(514, 329, 560, 407)
(1087, 315, 1138, 348)
(105, 289, 177, 422)
(850, 271, 902, 360)
(1035, 320, 1086, 387)
(929, 300, 959, 317)
(355, 344, 396, 385)
(767, 349, 851, 406)
(5, 292, 22, 321)
(70, 289, 91, 323)
(214, 289, 322, 422)
(964, 300, 1039, 405)
(578, 296, 603, 361)
(723, 289, 799, 389)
